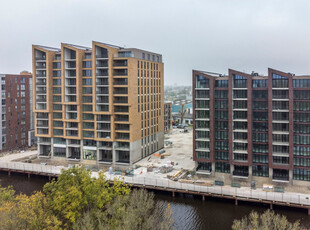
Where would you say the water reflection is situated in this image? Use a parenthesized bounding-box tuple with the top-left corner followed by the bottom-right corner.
(0, 172, 309, 230)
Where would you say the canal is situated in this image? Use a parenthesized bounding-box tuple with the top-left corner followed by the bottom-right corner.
(0, 172, 309, 230)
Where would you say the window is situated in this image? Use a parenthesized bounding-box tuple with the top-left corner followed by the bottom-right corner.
(293, 90, 310, 100)
(197, 162, 211, 171)
(233, 111, 247, 119)
(215, 141, 228, 150)
(53, 62, 61, 69)
(83, 149, 97, 160)
(196, 75, 209, 88)
(53, 71, 61, 77)
(272, 90, 288, 99)
(53, 104, 62, 111)
(252, 133, 268, 142)
(214, 100, 228, 109)
(214, 90, 228, 99)
(273, 156, 289, 165)
(196, 90, 209, 98)
(215, 151, 229, 160)
(272, 73, 288, 88)
(234, 142, 247, 151)
(53, 112, 62, 119)
(53, 121, 63, 127)
(83, 105, 93, 111)
(53, 79, 61, 85)
(293, 157, 310, 167)
(293, 169, 310, 181)
(233, 75, 247, 88)
(21, 92, 25, 97)
(252, 122, 268, 132)
(253, 154, 268, 163)
(83, 70, 92, 77)
(252, 90, 268, 99)
(234, 153, 248, 161)
(85, 53, 92, 59)
(233, 90, 247, 98)
(253, 79, 268, 88)
(196, 151, 210, 159)
(82, 78, 92, 85)
(215, 162, 230, 173)
(83, 61, 92, 68)
(82, 87, 92, 94)
(293, 79, 310, 88)
(215, 111, 228, 120)
(253, 112, 268, 121)
(252, 165, 269, 177)
(233, 122, 247, 130)
(215, 80, 228, 88)
(252, 101, 268, 110)
(53, 87, 61, 94)
(233, 100, 247, 109)
(215, 131, 228, 140)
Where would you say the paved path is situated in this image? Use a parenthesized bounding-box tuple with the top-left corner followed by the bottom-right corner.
(0, 160, 309, 210)
(0, 150, 37, 162)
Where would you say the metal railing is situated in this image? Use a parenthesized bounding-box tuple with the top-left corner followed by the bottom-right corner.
(0, 162, 309, 207)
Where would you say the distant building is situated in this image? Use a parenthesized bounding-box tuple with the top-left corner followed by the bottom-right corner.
(0, 72, 34, 151)
(172, 112, 193, 125)
(193, 68, 310, 185)
(32, 41, 164, 167)
(164, 102, 172, 132)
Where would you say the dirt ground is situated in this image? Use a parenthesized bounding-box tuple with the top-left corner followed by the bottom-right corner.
(135, 128, 195, 170)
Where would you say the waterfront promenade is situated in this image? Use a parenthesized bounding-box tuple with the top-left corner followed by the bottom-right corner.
(0, 161, 309, 214)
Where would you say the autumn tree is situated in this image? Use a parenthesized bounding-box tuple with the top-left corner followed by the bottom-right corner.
(232, 209, 302, 230)
(0, 187, 59, 229)
(0, 166, 174, 230)
(43, 166, 130, 229)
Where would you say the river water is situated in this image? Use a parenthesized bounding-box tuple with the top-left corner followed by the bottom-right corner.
(0, 172, 309, 230)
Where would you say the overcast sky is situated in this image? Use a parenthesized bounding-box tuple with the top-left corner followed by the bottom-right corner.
(1, 0, 310, 85)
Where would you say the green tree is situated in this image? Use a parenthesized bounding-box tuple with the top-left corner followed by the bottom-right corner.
(43, 166, 130, 229)
(73, 189, 174, 230)
(232, 209, 302, 230)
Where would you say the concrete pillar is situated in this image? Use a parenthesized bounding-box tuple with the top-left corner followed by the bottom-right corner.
(66, 139, 69, 158)
(308, 208, 310, 216)
(28, 173, 30, 179)
(80, 140, 83, 160)
(230, 165, 234, 178)
(202, 195, 205, 201)
(248, 166, 252, 181)
(8, 171, 11, 176)
(49, 176, 51, 181)
(112, 142, 117, 167)
(289, 170, 293, 185)
(211, 163, 215, 177)
(269, 168, 273, 182)
(235, 199, 238, 206)
(50, 138, 54, 157)
(172, 191, 175, 197)
(270, 203, 273, 210)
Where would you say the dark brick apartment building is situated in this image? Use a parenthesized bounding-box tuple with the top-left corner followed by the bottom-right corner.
(0, 72, 34, 151)
(193, 68, 310, 185)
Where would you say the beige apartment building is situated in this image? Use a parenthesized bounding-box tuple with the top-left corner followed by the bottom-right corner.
(32, 41, 164, 167)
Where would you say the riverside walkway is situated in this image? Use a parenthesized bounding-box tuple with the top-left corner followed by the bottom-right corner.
(0, 161, 309, 214)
